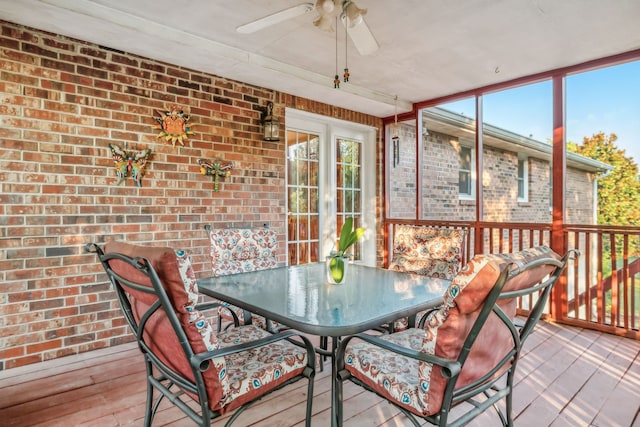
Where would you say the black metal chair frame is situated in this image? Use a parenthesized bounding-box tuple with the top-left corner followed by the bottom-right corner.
(86, 243, 316, 427)
(335, 249, 578, 427)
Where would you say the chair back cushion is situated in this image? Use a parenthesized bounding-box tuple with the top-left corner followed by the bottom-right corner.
(418, 245, 561, 415)
(389, 225, 465, 280)
(104, 241, 229, 406)
(209, 227, 278, 276)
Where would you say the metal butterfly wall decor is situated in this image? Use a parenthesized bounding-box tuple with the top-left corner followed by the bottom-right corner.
(198, 158, 232, 192)
(109, 143, 152, 187)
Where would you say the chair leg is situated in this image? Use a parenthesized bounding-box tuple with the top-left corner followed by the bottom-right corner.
(505, 387, 514, 427)
(305, 372, 315, 427)
(144, 361, 154, 427)
(335, 372, 344, 427)
(316, 336, 329, 372)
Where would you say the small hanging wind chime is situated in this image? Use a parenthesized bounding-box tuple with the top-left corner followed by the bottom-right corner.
(392, 96, 400, 168)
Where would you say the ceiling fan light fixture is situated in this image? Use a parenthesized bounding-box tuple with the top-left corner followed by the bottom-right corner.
(318, 0, 336, 14)
(343, 0, 366, 28)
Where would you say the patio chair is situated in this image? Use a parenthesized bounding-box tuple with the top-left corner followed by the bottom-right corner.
(336, 245, 578, 427)
(208, 226, 329, 372)
(388, 225, 467, 331)
(207, 225, 281, 332)
(86, 241, 315, 427)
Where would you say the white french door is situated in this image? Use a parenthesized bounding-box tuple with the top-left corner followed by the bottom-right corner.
(285, 108, 376, 267)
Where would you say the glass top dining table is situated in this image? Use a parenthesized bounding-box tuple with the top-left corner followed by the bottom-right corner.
(197, 261, 449, 338)
(197, 261, 448, 427)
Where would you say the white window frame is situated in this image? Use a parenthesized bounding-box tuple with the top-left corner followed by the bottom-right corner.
(285, 108, 377, 267)
(458, 144, 476, 200)
(517, 156, 529, 202)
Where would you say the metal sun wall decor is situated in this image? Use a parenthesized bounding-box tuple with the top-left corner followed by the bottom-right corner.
(198, 158, 233, 192)
(108, 143, 152, 187)
(152, 104, 195, 147)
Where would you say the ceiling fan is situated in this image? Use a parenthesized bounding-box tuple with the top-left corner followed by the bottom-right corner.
(236, 0, 379, 56)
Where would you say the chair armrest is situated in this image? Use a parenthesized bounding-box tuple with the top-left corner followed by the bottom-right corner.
(195, 301, 226, 311)
(195, 301, 241, 327)
(190, 330, 316, 372)
(417, 305, 443, 328)
(338, 332, 461, 379)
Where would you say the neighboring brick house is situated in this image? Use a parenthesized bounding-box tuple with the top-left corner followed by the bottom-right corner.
(389, 107, 611, 225)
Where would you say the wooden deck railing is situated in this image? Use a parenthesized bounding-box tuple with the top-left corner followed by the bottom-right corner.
(383, 219, 640, 340)
(564, 224, 640, 339)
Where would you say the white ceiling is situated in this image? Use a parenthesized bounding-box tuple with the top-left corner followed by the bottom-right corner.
(1, 0, 639, 118)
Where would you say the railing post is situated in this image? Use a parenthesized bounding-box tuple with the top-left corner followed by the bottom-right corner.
(551, 75, 567, 321)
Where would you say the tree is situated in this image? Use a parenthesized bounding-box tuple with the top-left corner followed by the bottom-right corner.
(568, 132, 640, 227)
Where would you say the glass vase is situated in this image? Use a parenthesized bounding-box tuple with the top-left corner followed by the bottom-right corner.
(326, 255, 348, 284)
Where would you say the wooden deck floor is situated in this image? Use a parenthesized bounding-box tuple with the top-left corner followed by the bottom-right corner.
(1, 320, 639, 427)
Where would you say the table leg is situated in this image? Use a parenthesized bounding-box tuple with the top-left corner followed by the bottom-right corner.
(330, 336, 340, 427)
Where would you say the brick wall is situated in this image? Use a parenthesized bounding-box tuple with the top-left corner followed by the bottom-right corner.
(388, 123, 416, 218)
(0, 21, 383, 370)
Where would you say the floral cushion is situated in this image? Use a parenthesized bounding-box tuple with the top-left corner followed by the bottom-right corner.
(388, 225, 466, 280)
(215, 324, 309, 413)
(344, 328, 425, 413)
(346, 245, 561, 416)
(209, 227, 278, 276)
(209, 227, 279, 329)
(388, 226, 467, 331)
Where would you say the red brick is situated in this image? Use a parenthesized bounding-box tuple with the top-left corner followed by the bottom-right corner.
(42, 100, 78, 113)
(27, 339, 63, 354)
(5, 354, 43, 369)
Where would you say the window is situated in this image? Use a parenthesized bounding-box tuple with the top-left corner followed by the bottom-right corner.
(459, 145, 475, 198)
(517, 157, 528, 202)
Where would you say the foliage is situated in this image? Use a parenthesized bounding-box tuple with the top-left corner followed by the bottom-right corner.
(568, 132, 640, 227)
(333, 216, 365, 257)
(328, 216, 365, 283)
(568, 132, 640, 260)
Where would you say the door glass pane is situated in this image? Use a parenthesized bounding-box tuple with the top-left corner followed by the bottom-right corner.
(287, 129, 320, 265)
(335, 137, 362, 259)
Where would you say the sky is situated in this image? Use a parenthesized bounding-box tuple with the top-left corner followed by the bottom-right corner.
(439, 60, 640, 165)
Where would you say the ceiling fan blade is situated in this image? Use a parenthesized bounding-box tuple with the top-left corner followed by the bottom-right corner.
(342, 16, 379, 56)
(236, 3, 315, 34)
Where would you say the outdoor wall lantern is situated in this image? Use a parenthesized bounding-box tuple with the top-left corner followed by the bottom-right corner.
(261, 101, 280, 141)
